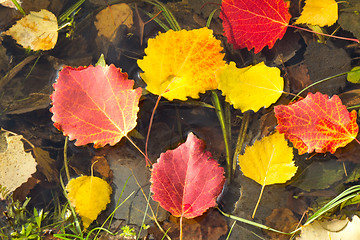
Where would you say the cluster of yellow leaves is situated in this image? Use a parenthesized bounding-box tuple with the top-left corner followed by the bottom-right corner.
(137, 28, 225, 101)
(3, 9, 58, 51)
(66, 176, 112, 229)
(217, 62, 284, 112)
(295, 0, 338, 27)
(238, 132, 297, 217)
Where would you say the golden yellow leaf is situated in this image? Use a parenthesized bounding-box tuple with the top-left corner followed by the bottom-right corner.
(66, 176, 112, 229)
(238, 132, 297, 218)
(137, 28, 225, 101)
(3, 9, 58, 51)
(295, 0, 338, 27)
(217, 62, 283, 112)
(0, 131, 37, 200)
(95, 3, 133, 41)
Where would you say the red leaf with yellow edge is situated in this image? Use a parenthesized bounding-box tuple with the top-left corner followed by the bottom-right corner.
(50, 65, 142, 148)
(274, 92, 358, 155)
(220, 0, 291, 53)
(150, 132, 225, 218)
(137, 28, 225, 101)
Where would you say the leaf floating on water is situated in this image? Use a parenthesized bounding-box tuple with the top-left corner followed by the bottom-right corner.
(275, 92, 359, 154)
(150, 132, 225, 218)
(66, 176, 112, 229)
(220, 0, 291, 53)
(217, 62, 284, 112)
(295, 0, 338, 27)
(50, 64, 142, 148)
(3, 9, 58, 51)
(137, 28, 225, 101)
(0, 131, 37, 200)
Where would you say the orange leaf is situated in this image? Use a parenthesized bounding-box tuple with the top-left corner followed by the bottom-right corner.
(50, 65, 142, 148)
(274, 92, 358, 154)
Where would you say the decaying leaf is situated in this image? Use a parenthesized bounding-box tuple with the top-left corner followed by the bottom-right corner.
(150, 132, 225, 219)
(66, 175, 112, 229)
(295, 0, 338, 27)
(3, 9, 58, 51)
(137, 28, 225, 100)
(0, 0, 21, 8)
(297, 215, 360, 240)
(33, 147, 59, 183)
(50, 64, 142, 148)
(275, 92, 358, 154)
(0, 131, 37, 199)
(217, 62, 283, 112)
(95, 3, 133, 41)
(220, 0, 291, 53)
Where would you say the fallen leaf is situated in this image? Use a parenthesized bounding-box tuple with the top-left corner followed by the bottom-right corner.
(338, 0, 360, 40)
(238, 132, 297, 218)
(150, 132, 225, 218)
(265, 208, 298, 240)
(274, 92, 358, 154)
(66, 175, 112, 229)
(239, 132, 297, 186)
(50, 64, 142, 148)
(91, 156, 112, 179)
(0, 0, 21, 8)
(33, 147, 59, 183)
(295, 0, 338, 27)
(286, 63, 312, 94)
(137, 28, 225, 100)
(0, 131, 37, 199)
(347, 66, 360, 83)
(217, 62, 283, 112)
(297, 215, 360, 240)
(220, 0, 291, 53)
(95, 3, 133, 41)
(3, 9, 58, 51)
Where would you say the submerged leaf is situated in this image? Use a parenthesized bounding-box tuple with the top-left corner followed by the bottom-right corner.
(295, 0, 338, 27)
(66, 176, 112, 229)
(3, 9, 58, 51)
(150, 132, 225, 218)
(137, 28, 225, 100)
(217, 62, 283, 112)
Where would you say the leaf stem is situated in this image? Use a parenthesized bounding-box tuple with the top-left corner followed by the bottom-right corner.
(252, 185, 265, 219)
(288, 25, 359, 43)
(125, 135, 152, 167)
(63, 136, 70, 182)
(211, 90, 232, 182)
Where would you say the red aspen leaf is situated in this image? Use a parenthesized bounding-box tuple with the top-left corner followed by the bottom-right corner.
(150, 132, 225, 219)
(220, 0, 291, 53)
(274, 92, 359, 155)
(50, 65, 142, 148)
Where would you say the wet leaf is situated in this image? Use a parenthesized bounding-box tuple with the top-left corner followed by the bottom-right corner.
(217, 62, 283, 112)
(3, 9, 58, 51)
(0, 131, 37, 199)
(0, 0, 21, 9)
(297, 215, 360, 240)
(95, 3, 133, 41)
(347, 66, 360, 83)
(220, 0, 291, 53)
(295, 0, 338, 27)
(33, 147, 59, 183)
(150, 132, 225, 218)
(239, 132, 297, 186)
(265, 208, 298, 240)
(137, 28, 225, 100)
(275, 92, 358, 155)
(50, 64, 142, 148)
(66, 175, 112, 229)
(338, 0, 360, 40)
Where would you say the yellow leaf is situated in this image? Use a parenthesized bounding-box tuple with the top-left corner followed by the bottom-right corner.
(137, 28, 225, 101)
(295, 0, 338, 27)
(238, 132, 297, 218)
(0, 131, 37, 199)
(217, 62, 283, 112)
(66, 176, 112, 229)
(3, 9, 58, 51)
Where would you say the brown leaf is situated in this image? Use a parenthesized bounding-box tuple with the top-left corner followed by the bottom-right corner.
(33, 147, 59, 183)
(91, 156, 112, 180)
(265, 208, 299, 240)
(286, 63, 312, 94)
